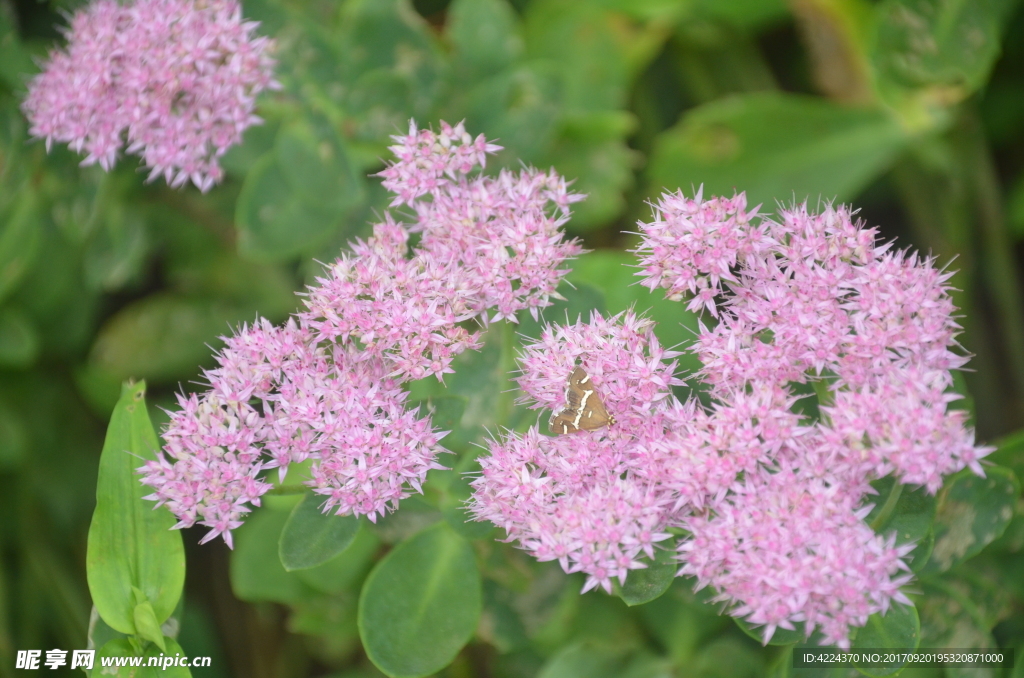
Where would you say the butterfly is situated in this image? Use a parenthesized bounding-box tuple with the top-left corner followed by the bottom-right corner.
(548, 366, 615, 435)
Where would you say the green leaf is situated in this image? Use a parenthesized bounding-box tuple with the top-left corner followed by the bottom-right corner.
(295, 524, 381, 594)
(11, 223, 102, 358)
(448, 0, 523, 82)
(0, 395, 28, 469)
(339, 0, 445, 115)
(133, 599, 167, 652)
(0, 306, 39, 368)
(414, 395, 467, 436)
(617, 547, 677, 607)
(87, 294, 229, 384)
(279, 493, 362, 571)
(872, 0, 1017, 103)
(359, 523, 482, 678)
(851, 603, 920, 677)
(275, 118, 364, 214)
(542, 125, 639, 229)
(523, 0, 656, 112)
(368, 495, 445, 545)
(919, 465, 1020, 575)
(87, 288, 293, 385)
(236, 153, 347, 262)
(219, 118, 281, 177)
(438, 462, 495, 541)
(517, 280, 606, 341)
(988, 427, 1024, 485)
(691, 0, 789, 30)
(917, 576, 1003, 676)
(537, 642, 632, 678)
(95, 638, 139, 678)
(0, 3, 35, 91)
(142, 637, 192, 678)
(86, 382, 185, 636)
(231, 507, 310, 604)
(648, 93, 907, 212)
(867, 477, 938, 571)
(0, 188, 41, 306)
(568, 250, 703, 378)
(461, 63, 565, 165)
(82, 201, 150, 293)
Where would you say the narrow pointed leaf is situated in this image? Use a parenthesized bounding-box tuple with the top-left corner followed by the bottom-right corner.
(86, 381, 185, 635)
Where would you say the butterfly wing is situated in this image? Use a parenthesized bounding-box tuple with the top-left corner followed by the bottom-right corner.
(548, 367, 613, 435)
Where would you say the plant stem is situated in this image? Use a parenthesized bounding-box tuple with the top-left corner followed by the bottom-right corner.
(496, 319, 517, 427)
(957, 108, 1024, 420)
(870, 481, 903, 532)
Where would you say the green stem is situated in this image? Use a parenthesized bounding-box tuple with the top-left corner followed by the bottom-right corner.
(870, 481, 903, 533)
(266, 484, 308, 496)
(958, 108, 1024, 411)
(496, 320, 517, 428)
(890, 143, 1004, 432)
(924, 577, 989, 633)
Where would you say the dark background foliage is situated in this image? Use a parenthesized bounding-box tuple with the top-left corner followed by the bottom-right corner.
(1, 0, 1024, 676)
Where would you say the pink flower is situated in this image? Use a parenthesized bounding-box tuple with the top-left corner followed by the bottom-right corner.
(470, 311, 685, 593)
(515, 310, 684, 429)
(300, 122, 585, 381)
(679, 465, 914, 649)
(630, 191, 992, 646)
(633, 188, 769, 316)
(22, 0, 278, 191)
(638, 196, 990, 491)
(140, 319, 449, 544)
(142, 121, 585, 545)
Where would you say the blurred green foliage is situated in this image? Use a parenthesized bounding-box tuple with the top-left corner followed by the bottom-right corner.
(2, 0, 1024, 675)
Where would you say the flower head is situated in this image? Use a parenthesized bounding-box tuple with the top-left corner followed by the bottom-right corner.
(679, 465, 914, 649)
(142, 121, 585, 545)
(22, 0, 278, 191)
(630, 191, 992, 647)
(470, 311, 687, 593)
(140, 319, 449, 544)
(300, 122, 585, 380)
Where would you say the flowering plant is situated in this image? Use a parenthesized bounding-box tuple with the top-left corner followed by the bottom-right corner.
(7, 0, 1024, 676)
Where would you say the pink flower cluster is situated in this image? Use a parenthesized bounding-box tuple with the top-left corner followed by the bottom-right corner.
(679, 465, 914, 647)
(301, 121, 585, 379)
(634, 191, 990, 646)
(472, 190, 989, 648)
(140, 122, 584, 545)
(21, 0, 277, 191)
(470, 312, 686, 594)
(140, 320, 445, 547)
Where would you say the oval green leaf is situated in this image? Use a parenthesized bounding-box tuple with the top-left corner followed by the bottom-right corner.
(537, 643, 632, 678)
(279, 493, 362, 571)
(236, 153, 344, 263)
(920, 465, 1020, 575)
(867, 477, 937, 571)
(648, 92, 906, 213)
(295, 525, 381, 594)
(231, 507, 309, 604)
(359, 523, 482, 678)
(86, 381, 185, 635)
(872, 0, 1015, 100)
(851, 603, 920, 677)
(617, 547, 677, 607)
